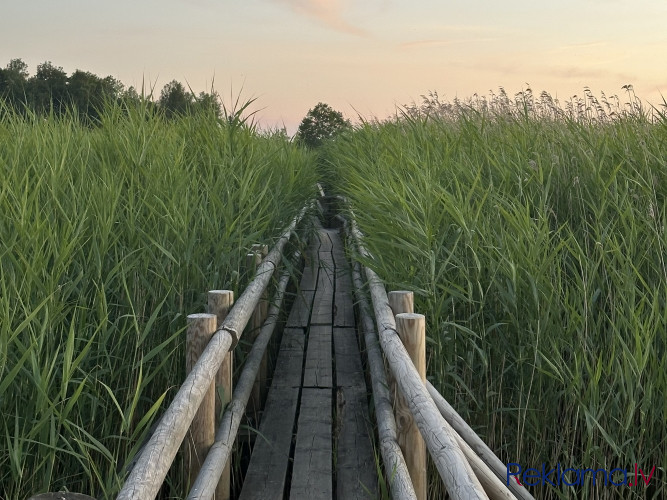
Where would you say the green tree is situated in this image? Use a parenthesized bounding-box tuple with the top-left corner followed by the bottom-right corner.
(158, 80, 192, 118)
(0, 59, 30, 109)
(29, 61, 68, 114)
(67, 70, 123, 122)
(194, 90, 221, 117)
(296, 102, 350, 148)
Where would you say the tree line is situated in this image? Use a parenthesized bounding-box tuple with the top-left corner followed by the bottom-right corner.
(1, 58, 355, 147)
(0, 58, 221, 122)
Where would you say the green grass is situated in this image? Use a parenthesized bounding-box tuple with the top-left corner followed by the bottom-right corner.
(0, 101, 317, 499)
(326, 91, 666, 499)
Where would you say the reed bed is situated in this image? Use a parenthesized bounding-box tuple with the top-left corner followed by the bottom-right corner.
(326, 93, 666, 499)
(0, 102, 317, 499)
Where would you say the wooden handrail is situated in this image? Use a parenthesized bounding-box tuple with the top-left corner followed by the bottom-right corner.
(426, 382, 533, 500)
(349, 217, 489, 500)
(117, 205, 309, 500)
(386, 293, 529, 500)
(187, 267, 292, 499)
(351, 262, 417, 500)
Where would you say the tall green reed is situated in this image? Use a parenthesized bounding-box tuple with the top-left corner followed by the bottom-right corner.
(0, 101, 317, 499)
(326, 96, 666, 499)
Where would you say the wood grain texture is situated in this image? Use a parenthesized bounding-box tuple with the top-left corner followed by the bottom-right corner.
(271, 328, 306, 388)
(333, 328, 364, 388)
(286, 290, 315, 328)
(386, 290, 415, 498)
(394, 313, 427, 500)
(237, 387, 300, 500)
(303, 325, 332, 388)
(245, 252, 265, 419)
(184, 314, 217, 490)
(290, 388, 333, 500)
(350, 264, 417, 500)
(207, 290, 234, 500)
(299, 265, 318, 291)
(335, 385, 378, 499)
(188, 272, 292, 500)
(310, 269, 334, 325)
(333, 278, 356, 328)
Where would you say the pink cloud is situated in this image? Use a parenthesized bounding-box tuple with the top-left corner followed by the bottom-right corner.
(271, 0, 366, 36)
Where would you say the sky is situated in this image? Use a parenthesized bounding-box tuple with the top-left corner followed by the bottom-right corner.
(2, 0, 666, 133)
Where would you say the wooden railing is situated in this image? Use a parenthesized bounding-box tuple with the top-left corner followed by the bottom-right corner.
(345, 209, 534, 500)
(116, 204, 309, 500)
(32, 193, 535, 500)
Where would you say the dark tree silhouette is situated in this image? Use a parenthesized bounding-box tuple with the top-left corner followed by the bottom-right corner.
(296, 102, 351, 148)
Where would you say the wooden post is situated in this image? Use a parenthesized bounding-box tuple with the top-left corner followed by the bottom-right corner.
(252, 244, 270, 324)
(246, 251, 265, 418)
(387, 291, 420, 495)
(394, 312, 427, 500)
(388, 290, 414, 316)
(118, 206, 307, 500)
(354, 278, 417, 500)
(185, 313, 217, 489)
(208, 290, 234, 500)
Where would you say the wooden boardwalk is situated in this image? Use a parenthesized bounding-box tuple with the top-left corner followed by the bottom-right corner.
(239, 227, 378, 499)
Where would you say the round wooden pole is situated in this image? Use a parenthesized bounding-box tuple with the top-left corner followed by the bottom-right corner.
(395, 312, 427, 500)
(388, 291, 414, 316)
(252, 244, 270, 323)
(354, 280, 417, 500)
(185, 313, 217, 489)
(207, 290, 234, 500)
(245, 252, 265, 419)
(387, 291, 418, 495)
(118, 205, 308, 500)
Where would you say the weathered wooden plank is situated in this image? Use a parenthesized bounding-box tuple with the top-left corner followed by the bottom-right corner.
(303, 325, 332, 388)
(299, 265, 318, 291)
(316, 229, 334, 252)
(238, 386, 299, 500)
(310, 274, 333, 325)
(271, 328, 305, 388)
(330, 247, 347, 270)
(335, 385, 378, 499)
(290, 388, 333, 500)
(286, 290, 315, 328)
(333, 280, 355, 328)
(333, 328, 364, 388)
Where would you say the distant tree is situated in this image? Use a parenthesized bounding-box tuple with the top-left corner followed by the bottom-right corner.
(28, 61, 69, 114)
(296, 102, 351, 148)
(194, 90, 221, 117)
(0, 58, 30, 109)
(68, 70, 122, 121)
(158, 80, 193, 118)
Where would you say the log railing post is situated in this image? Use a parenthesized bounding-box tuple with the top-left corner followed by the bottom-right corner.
(388, 290, 414, 316)
(251, 244, 270, 324)
(246, 245, 268, 419)
(394, 312, 427, 500)
(387, 291, 424, 497)
(207, 290, 234, 500)
(184, 313, 217, 489)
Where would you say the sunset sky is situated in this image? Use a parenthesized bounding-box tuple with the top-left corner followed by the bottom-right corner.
(2, 0, 666, 133)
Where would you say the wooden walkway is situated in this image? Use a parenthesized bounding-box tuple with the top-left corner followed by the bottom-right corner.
(239, 227, 378, 499)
